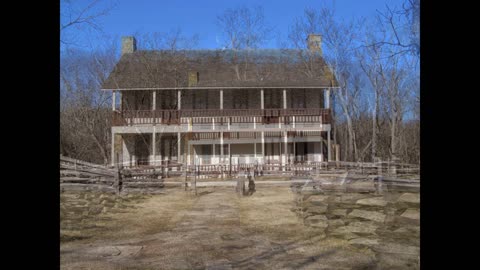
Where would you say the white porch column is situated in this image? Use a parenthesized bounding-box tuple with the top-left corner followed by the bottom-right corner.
(177, 132, 181, 163)
(228, 144, 231, 166)
(152, 127, 156, 166)
(187, 140, 191, 166)
(279, 136, 283, 168)
(177, 90, 181, 109)
(293, 139, 296, 163)
(335, 144, 340, 162)
(152, 91, 156, 110)
(213, 144, 216, 159)
(119, 91, 122, 110)
(283, 89, 287, 109)
(320, 132, 324, 162)
(325, 89, 331, 109)
(327, 130, 332, 161)
(220, 132, 224, 164)
(111, 131, 115, 166)
(220, 89, 223, 109)
(158, 132, 162, 165)
(260, 89, 264, 109)
(261, 132, 265, 163)
(112, 90, 116, 111)
(284, 131, 288, 169)
(152, 91, 157, 125)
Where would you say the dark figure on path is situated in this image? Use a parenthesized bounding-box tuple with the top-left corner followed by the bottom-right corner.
(246, 168, 256, 196)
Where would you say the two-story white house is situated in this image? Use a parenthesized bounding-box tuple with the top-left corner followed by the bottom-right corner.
(103, 35, 338, 167)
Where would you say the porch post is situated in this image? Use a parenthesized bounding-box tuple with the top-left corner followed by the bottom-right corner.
(320, 132, 324, 162)
(220, 90, 224, 164)
(212, 143, 216, 162)
(220, 89, 223, 109)
(279, 136, 282, 168)
(293, 138, 296, 163)
(111, 131, 115, 166)
(158, 132, 162, 165)
(152, 127, 156, 166)
(260, 89, 264, 109)
(284, 131, 288, 170)
(187, 140, 191, 166)
(261, 132, 265, 164)
(335, 144, 340, 162)
(325, 88, 330, 109)
(152, 91, 156, 125)
(177, 132, 181, 163)
(327, 130, 332, 161)
(152, 91, 156, 110)
(283, 89, 287, 109)
(228, 143, 231, 170)
(177, 90, 181, 109)
(119, 91, 122, 110)
(220, 132, 224, 164)
(112, 90, 116, 111)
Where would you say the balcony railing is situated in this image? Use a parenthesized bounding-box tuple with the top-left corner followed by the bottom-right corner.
(112, 108, 331, 126)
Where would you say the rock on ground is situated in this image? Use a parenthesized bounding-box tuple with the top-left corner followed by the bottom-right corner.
(349, 237, 379, 246)
(348, 209, 386, 223)
(356, 197, 387, 207)
(331, 222, 378, 235)
(401, 209, 420, 220)
(331, 209, 348, 217)
(305, 215, 329, 228)
(307, 195, 329, 204)
(305, 205, 328, 214)
(397, 193, 420, 204)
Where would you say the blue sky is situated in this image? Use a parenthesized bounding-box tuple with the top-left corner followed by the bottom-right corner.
(61, 0, 404, 51)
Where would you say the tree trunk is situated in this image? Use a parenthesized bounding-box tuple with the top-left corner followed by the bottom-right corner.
(372, 89, 378, 161)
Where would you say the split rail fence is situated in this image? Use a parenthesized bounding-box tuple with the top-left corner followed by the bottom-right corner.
(60, 155, 419, 193)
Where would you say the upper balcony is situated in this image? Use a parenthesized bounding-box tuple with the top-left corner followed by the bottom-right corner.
(112, 108, 331, 132)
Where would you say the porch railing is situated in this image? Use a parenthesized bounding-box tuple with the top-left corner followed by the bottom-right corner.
(112, 108, 331, 126)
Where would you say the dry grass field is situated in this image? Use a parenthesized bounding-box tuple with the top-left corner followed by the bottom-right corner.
(60, 184, 419, 269)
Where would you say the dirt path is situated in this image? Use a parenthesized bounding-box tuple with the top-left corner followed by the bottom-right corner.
(60, 187, 384, 269)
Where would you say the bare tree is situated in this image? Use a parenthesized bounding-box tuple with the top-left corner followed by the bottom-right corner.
(60, 41, 118, 164)
(216, 5, 273, 80)
(286, 3, 419, 164)
(60, 0, 117, 46)
(370, 0, 420, 59)
(358, 19, 388, 161)
(288, 6, 364, 162)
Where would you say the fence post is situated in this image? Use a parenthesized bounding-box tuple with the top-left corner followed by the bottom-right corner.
(166, 160, 169, 178)
(374, 176, 383, 195)
(161, 161, 165, 179)
(115, 165, 122, 195)
(377, 158, 382, 176)
(191, 165, 197, 195)
(184, 165, 188, 191)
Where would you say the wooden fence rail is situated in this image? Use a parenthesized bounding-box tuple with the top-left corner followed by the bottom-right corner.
(60, 155, 419, 193)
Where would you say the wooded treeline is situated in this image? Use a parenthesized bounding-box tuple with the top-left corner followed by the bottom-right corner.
(60, 0, 419, 165)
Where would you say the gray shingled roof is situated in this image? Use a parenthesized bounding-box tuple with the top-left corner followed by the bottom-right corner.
(102, 49, 337, 90)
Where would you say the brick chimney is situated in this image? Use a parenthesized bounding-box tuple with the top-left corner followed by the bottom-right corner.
(307, 34, 322, 55)
(121, 36, 137, 55)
